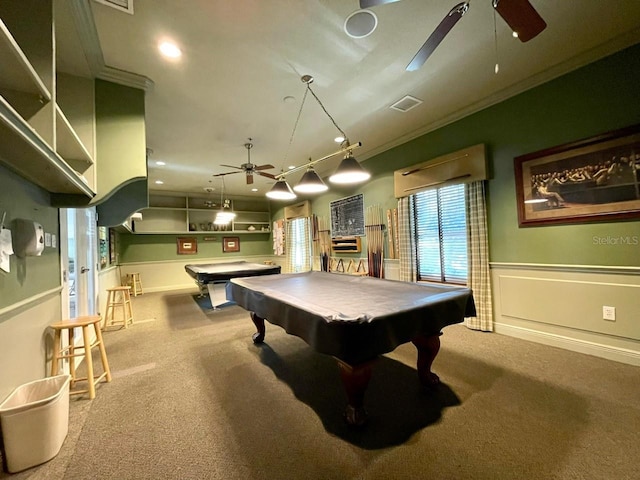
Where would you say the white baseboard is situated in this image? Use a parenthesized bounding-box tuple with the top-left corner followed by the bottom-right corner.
(494, 323, 640, 366)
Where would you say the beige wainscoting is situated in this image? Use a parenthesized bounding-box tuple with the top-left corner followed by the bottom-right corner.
(0, 290, 62, 400)
(491, 263, 640, 366)
(118, 256, 284, 293)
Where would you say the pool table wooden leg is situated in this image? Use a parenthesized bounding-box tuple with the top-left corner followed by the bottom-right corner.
(412, 332, 442, 387)
(336, 358, 375, 426)
(250, 312, 266, 343)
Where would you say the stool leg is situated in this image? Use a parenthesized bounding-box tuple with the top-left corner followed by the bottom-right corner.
(94, 323, 112, 382)
(126, 291, 133, 325)
(81, 325, 96, 399)
(69, 328, 77, 387)
(121, 291, 128, 329)
(51, 328, 61, 376)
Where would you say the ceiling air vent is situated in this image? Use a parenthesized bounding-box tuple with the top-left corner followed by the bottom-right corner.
(93, 0, 134, 15)
(390, 95, 423, 113)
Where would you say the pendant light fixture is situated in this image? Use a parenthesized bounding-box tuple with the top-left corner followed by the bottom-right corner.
(266, 178, 297, 200)
(214, 177, 235, 224)
(293, 163, 328, 193)
(267, 74, 368, 200)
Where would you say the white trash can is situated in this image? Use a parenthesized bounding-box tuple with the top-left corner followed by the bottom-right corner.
(0, 374, 71, 473)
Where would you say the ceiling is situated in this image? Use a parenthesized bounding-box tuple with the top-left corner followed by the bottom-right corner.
(59, 0, 640, 198)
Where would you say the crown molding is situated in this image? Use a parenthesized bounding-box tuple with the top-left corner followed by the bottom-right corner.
(67, 0, 154, 91)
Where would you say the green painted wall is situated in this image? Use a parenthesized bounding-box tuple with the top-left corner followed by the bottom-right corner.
(0, 164, 60, 309)
(94, 79, 147, 204)
(274, 44, 640, 267)
(117, 232, 273, 263)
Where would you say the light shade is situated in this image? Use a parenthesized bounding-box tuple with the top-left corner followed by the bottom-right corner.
(293, 168, 328, 193)
(266, 179, 297, 200)
(214, 210, 236, 225)
(328, 154, 370, 184)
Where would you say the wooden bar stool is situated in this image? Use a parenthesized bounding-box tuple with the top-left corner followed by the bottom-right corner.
(126, 272, 143, 296)
(50, 315, 112, 399)
(103, 286, 134, 329)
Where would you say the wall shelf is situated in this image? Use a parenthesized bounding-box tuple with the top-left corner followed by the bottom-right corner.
(331, 236, 361, 253)
(0, 18, 51, 103)
(0, 4, 96, 198)
(134, 193, 271, 235)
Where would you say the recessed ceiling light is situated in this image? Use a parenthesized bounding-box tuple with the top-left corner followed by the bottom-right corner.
(288, 165, 296, 170)
(251, 188, 258, 192)
(155, 161, 166, 166)
(334, 136, 345, 143)
(155, 180, 164, 185)
(283, 96, 296, 104)
(158, 41, 181, 59)
(512, 31, 519, 38)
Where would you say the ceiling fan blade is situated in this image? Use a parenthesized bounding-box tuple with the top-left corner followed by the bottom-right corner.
(212, 171, 240, 177)
(220, 164, 244, 170)
(256, 171, 277, 180)
(254, 164, 275, 171)
(406, 2, 469, 72)
(360, 0, 401, 8)
(246, 173, 254, 185)
(494, 0, 546, 42)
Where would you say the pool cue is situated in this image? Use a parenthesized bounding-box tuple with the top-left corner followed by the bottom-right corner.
(366, 205, 384, 278)
(386, 209, 395, 259)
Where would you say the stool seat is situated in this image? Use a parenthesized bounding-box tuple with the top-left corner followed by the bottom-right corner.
(126, 272, 143, 296)
(103, 286, 134, 330)
(50, 315, 111, 399)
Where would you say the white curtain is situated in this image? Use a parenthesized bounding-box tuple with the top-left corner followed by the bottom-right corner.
(286, 217, 312, 273)
(465, 181, 493, 331)
(397, 197, 417, 282)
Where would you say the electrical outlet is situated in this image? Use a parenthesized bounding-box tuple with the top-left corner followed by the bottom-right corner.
(602, 306, 616, 321)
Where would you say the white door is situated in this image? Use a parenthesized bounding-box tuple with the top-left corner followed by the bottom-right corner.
(60, 208, 98, 318)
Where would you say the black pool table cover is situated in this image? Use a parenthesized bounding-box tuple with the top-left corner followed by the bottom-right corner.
(184, 261, 281, 284)
(229, 271, 476, 365)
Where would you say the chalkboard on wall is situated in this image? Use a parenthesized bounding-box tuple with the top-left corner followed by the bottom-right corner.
(330, 193, 364, 237)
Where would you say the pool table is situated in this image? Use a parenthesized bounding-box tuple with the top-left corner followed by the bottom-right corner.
(184, 261, 281, 308)
(229, 271, 476, 425)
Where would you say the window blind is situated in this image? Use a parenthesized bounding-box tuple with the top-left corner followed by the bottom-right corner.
(414, 183, 467, 283)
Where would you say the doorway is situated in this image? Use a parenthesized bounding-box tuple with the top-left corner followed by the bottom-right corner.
(60, 208, 98, 319)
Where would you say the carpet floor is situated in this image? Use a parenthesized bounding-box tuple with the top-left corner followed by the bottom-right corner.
(2, 289, 638, 479)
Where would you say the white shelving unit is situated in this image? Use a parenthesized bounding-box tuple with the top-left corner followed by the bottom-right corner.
(0, 2, 96, 197)
(133, 193, 271, 235)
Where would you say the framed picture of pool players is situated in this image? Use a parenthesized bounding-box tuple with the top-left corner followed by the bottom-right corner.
(514, 123, 640, 227)
(177, 237, 198, 254)
(222, 236, 240, 253)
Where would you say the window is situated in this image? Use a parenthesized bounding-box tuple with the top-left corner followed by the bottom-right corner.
(414, 183, 467, 283)
(286, 217, 311, 272)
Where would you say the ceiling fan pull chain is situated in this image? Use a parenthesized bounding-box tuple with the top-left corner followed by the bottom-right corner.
(493, 6, 499, 74)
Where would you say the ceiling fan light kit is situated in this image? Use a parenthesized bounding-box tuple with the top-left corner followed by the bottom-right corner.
(213, 140, 277, 185)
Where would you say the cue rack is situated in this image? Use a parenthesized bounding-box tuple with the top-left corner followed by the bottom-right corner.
(365, 205, 385, 278)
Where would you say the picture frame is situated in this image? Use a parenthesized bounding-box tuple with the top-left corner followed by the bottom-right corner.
(222, 236, 240, 253)
(98, 227, 108, 268)
(514, 124, 640, 227)
(177, 237, 198, 254)
(109, 228, 116, 264)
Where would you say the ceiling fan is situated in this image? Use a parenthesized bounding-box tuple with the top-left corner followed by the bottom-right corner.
(359, 0, 547, 71)
(213, 139, 277, 185)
